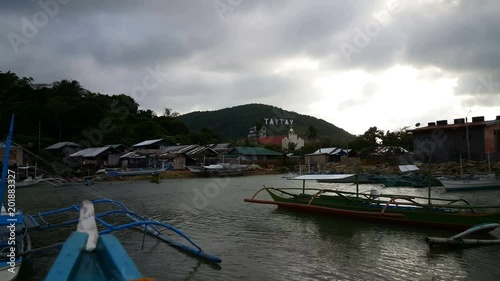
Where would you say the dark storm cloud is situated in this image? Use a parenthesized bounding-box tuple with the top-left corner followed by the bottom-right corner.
(1, 0, 499, 118)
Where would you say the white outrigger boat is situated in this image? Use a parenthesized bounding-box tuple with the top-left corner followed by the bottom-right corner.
(440, 174, 500, 191)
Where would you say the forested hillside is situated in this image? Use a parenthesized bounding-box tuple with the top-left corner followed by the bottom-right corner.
(177, 104, 355, 143)
(0, 71, 218, 150)
(1, 71, 355, 151)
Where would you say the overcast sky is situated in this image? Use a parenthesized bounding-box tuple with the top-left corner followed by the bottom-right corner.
(2, 0, 500, 135)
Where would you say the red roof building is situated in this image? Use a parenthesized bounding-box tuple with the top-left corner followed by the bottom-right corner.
(258, 136, 286, 147)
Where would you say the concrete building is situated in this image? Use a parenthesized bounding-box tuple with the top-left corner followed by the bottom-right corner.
(411, 115, 500, 163)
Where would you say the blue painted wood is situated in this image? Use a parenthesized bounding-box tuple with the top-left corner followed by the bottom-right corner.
(0, 115, 14, 204)
(45, 232, 144, 281)
(44, 232, 87, 280)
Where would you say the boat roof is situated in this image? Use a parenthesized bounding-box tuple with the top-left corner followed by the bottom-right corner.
(290, 174, 355, 180)
(398, 165, 419, 172)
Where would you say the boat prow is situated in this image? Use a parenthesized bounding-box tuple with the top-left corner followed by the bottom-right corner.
(45, 200, 153, 281)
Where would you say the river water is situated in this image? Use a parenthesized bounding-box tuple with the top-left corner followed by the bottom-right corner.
(13, 174, 500, 281)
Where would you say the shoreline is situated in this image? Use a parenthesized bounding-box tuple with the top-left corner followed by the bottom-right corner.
(96, 168, 278, 182)
(90, 160, 500, 183)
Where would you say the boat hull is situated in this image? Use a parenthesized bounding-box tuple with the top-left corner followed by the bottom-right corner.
(244, 189, 500, 231)
(45, 231, 144, 281)
(441, 178, 500, 191)
(106, 168, 166, 177)
(186, 164, 247, 177)
(0, 264, 20, 281)
(0, 210, 28, 281)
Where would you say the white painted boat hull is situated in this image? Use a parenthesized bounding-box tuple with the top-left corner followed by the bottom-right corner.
(0, 264, 21, 281)
(441, 177, 500, 191)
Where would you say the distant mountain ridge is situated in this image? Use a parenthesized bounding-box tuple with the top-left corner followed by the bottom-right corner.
(177, 103, 355, 143)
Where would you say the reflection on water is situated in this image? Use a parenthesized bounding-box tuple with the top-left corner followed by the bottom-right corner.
(13, 175, 500, 280)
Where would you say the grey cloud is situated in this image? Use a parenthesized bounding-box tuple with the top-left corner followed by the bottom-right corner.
(1, 0, 500, 127)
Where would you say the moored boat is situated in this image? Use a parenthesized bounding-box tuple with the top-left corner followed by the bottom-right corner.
(15, 165, 43, 188)
(440, 174, 500, 191)
(0, 206, 30, 281)
(315, 173, 382, 184)
(378, 173, 443, 188)
(186, 163, 249, 177)
(244, 174, 500, 231)
(106, 167, 166, 177)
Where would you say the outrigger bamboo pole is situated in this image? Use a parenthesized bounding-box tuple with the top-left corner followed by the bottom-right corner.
(426, 237, 500, 246)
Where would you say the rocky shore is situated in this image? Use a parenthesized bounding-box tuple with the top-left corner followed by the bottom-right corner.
(319, 160, 500, 176)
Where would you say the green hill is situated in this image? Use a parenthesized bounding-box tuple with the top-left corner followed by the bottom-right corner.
(177, 103, 355, 143)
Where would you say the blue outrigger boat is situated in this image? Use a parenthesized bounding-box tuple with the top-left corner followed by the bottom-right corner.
(44, 200, 150, 280)
(26, 198, 221, 264)
(0, 115, 31, 281)
(1, 115, 220, 280)
(26, 198, 221, 280)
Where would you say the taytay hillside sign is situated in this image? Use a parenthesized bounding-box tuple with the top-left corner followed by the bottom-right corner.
(264, 118, 294, 126)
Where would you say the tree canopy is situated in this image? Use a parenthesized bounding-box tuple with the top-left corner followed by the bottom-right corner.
(0, 71, 204, 150)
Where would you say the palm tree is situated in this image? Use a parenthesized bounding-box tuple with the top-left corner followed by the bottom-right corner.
(306, 125, 319, 151)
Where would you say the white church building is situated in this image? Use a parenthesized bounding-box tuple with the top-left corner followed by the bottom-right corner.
(282, 127, 304, 150)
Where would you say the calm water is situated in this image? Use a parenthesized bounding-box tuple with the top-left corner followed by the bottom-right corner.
(13, 175, 500, 281)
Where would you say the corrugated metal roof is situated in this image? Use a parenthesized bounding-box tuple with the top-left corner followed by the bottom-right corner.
(228, 147, 281, 156)
(45, 141, 82, 150)
(305, 147, 351, 156)
(211, 143, 233, 150)
(69, 146, 111, 158)
(158, 145, 218, 157)
(119, 151, 146, 159)
(176, 145, 200, 154)
(186, 146, 218, 156)
(158, 145, 193, 155)
(132, 139, 164, 147)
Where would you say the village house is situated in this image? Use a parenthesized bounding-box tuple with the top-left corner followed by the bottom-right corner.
(0, 141, 25, 166)
(158, 144, 219, 169)
(69, 145, 127, 173)
(44, 141, 83, 166)
(305, 147, 354, 165)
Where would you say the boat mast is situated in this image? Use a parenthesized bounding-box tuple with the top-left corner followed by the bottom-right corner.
(427, 157, 432, 205)
(465, 110, 471, 161)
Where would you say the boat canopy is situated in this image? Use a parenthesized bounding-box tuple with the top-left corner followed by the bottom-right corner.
(398, 165, 419, 172)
